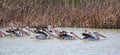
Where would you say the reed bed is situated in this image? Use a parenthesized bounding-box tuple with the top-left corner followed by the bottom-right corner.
(0, 0, 120, 29)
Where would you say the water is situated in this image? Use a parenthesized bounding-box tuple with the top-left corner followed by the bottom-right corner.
(0, 28, 120, 55)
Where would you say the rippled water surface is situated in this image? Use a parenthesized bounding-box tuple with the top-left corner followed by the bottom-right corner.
(0, 28, 120, 55)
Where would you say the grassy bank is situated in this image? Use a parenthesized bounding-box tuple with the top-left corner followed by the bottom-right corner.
(0, 0, 120, 29)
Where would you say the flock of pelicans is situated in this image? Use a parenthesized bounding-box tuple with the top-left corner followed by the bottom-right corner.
(0, 25, 107, 41)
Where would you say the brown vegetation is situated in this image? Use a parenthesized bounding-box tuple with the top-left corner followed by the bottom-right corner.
(0, 0, 120, 29)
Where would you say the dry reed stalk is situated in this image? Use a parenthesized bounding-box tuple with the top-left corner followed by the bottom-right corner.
(0, 0, 120, 29)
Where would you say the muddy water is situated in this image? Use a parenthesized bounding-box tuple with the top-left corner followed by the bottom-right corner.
(0, 28, 120, 55)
